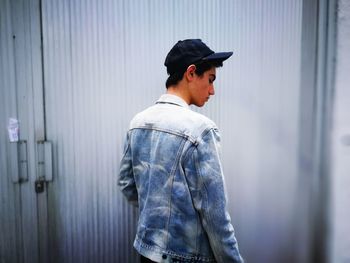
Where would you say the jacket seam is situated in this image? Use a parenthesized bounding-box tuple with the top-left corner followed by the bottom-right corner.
(179, 148, 201, 254)
(136, 235, 216, 261)
(120, 132, 131, 160)
(130, 126, 196, 142)
(193, 129, 220, 259)
(198, 127, 218, 141)
(180, 147, 200, 253)
(165, 138, 187, 250)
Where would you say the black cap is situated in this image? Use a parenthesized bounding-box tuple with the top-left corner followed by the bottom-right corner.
(164, 39, 233, 75)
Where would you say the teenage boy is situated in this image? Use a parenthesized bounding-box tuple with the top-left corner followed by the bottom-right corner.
(119, 39, 243, 263)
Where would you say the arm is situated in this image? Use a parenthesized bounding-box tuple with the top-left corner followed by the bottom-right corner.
(192, 128, 244, 262)
(118, 132, 138, 206)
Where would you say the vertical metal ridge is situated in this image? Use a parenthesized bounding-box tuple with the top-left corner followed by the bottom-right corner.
(38, 1, 305, 262)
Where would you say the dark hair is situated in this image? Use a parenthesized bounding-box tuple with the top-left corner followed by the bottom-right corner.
(165, 59, 223, 88)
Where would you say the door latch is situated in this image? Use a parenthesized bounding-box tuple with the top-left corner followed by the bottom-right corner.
(34, 141, 53, 194)
(35, 177, 45, 193)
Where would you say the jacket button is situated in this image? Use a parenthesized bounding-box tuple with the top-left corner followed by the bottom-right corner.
(162, 254, 167, 259)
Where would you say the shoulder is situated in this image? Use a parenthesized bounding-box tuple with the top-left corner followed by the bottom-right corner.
(184, 109, 217, 134)
(128, 105, 156, 128)
(129, 104, 218, 141)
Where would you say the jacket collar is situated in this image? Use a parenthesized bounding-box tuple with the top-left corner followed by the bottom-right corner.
(156, 94, 190, 109)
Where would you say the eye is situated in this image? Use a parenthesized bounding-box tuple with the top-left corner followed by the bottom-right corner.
(209, 75, 216, 84)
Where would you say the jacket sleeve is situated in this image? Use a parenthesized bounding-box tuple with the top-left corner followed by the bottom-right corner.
(118, 133, 138, 206)
(191, 128, 244, 263)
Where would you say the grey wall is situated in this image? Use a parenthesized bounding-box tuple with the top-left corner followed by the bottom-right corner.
(330, 0, 350, 262)
(40, 1, 306, 262)
(1, 0, 341, 262)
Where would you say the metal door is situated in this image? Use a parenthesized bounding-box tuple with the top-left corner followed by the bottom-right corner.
(0, 0, 51, 262)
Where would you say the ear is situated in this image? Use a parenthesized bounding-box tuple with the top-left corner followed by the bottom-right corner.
(185, 64, 196, 81)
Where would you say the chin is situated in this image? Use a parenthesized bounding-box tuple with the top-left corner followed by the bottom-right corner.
(195, 102, 206, 107)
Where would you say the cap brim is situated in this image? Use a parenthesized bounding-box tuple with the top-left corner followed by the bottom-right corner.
(203, 51, 233, 62)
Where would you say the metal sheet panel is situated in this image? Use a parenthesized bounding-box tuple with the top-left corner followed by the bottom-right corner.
(1, 0, 43, 262)
(41, 0, 306, 262)
(330, 0, 350, 262)
(0, 1, 21, 262)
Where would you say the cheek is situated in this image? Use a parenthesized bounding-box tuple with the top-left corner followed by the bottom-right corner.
(202, 84, 210, 96)
(200, 81, 209, 92)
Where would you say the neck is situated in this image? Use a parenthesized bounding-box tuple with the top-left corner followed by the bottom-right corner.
(166, 84, 191, 105)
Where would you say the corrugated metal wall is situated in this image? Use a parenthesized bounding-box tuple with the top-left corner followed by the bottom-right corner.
(0, 0, 317, 262)
(41, 1, 305, 262)
(1, 0, 44, 262)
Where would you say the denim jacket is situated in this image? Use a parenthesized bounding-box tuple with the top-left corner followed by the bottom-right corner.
(119, 94, 243, 263)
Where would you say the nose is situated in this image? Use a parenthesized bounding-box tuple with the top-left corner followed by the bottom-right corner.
(209, 85, 215, 95)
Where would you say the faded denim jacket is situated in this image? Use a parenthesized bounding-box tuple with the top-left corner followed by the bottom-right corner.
(118, 94, 244, 263)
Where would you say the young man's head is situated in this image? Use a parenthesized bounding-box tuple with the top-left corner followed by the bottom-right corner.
(164, 39, 233, 107)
